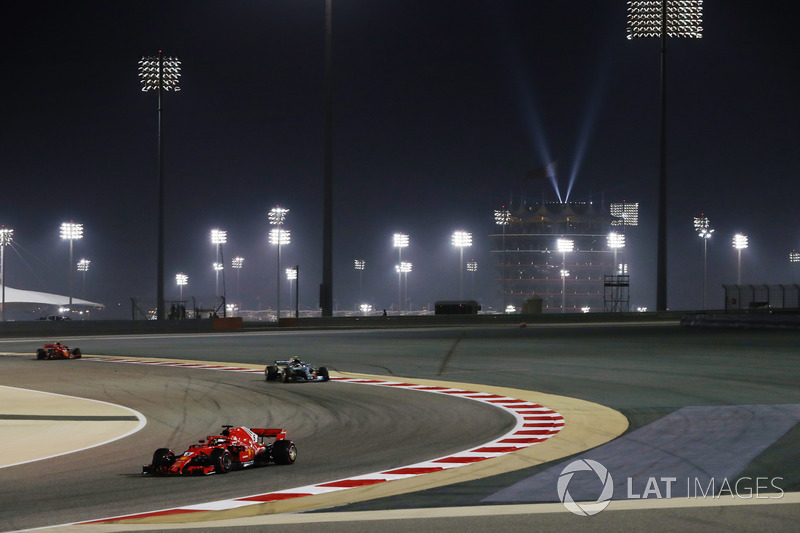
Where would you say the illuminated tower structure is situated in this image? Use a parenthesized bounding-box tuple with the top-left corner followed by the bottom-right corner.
(490, 200, 638, 313)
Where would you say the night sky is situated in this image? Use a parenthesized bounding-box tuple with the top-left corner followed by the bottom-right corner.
(2, 1, 797, 318)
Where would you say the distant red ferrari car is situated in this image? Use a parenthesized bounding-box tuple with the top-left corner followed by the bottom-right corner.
(36, 342, 81, 360)
(143, 425, 297, 475)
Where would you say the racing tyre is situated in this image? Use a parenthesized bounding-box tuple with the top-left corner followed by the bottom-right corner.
(282, 368, 293, 383)
(36, 349, 46, 360)
(318, 366, 330, 382)
(272, 440, 297, 465)
(152, 448, 175, 468)
(211, 449, 232, 473)
(71, 348, 82, 359)
(265, 365, 278, 381)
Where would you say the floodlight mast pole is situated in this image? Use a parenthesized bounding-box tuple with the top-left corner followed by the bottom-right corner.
(321, 0, 334, 317)
(694, 215, 713, 310)
(60, 222, 83, 308)
(139, 51, 180, 320)
(0, 228, 12, 322)
(269, 206, 290, 321)
(495, 209, 510, 311)
(656, 0, 668, 312)
(627, 1, 703, 311)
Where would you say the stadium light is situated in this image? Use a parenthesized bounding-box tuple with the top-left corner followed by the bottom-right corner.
(395, 261, 412, 314)
(557, 238, 574, 313)
(60, 222, 84, 307)
(354, 259, 365, 304)
(77, 258, 91, 298)
(732, 233, 748, 285)
(286, 266, 297, 316)
(452, 230, 472, 299)
(269, 226, 291, 318)
(176, 272, 188, 301)
(495, 207, 511, 309)
(393, 233, 409, 312)
(791, 250, 800, 283)
(694, 215, 714, 309)
(210, 228, 227, 298)
(269, 206, 290, 320)
(139, 51, 180, 320)
(607, 231, 626, 275)
(494, 206, 511, 309)
(627, 1, 703, 311)
(232, 256, 244, 309)
(467, 260, 478, 300)
(0, 227, 13, 322)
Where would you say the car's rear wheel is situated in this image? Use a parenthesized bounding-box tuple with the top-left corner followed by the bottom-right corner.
(36, 349, 46, 360)
(265, 365, 278, 381)
(211, 449, 232, 473)
(71, 348, 82, 359)
(272, 440, 297, 465)
(152, 448, 175, 468)
(318, 366, 330, 381)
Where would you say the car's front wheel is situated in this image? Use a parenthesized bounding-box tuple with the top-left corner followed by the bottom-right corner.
(318, 366, 330, 381)
(36, 349, 46, 360)
(282, 368, 293, 383)
(152, 448, 175, 468)
(71, 348, 82, 359)
(265, 365, 278, 381)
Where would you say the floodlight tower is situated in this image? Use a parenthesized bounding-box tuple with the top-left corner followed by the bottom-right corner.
(467, 260, 478, 299)
(269, 206, 290, 320)
(607, 232, 626, 275)
(0, 227, 13, 322)
(232, 256, 244, 308)
(321, 0, 334, 318)
(393, 233, 409, 312)
(286, 267, 297, 315)
(139, 51, 180, 320)
(693, 215, 714, 309)
(494, 208, 511, 309)
(732, 233, 748, 285)
(610, 202, 640, 229)
(354, 259, 365, 303)
(396, 261, 412, 312)
(790, 251, 800, 283)
(452, 231, 472, 299)
(627, 1, 703, 311)
(176, 272, 188, 301)
(60, 222, 84, 308)
(77, 258, 91, 298)
(210, 229, 227, 298)
(557, 238, 574, 313)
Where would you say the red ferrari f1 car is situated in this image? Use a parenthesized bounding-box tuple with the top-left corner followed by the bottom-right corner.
(36, 342, 82, 360)
(142, 425, 297, 475)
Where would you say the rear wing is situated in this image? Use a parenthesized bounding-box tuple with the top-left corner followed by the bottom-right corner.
(251, 428, 287, 441)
